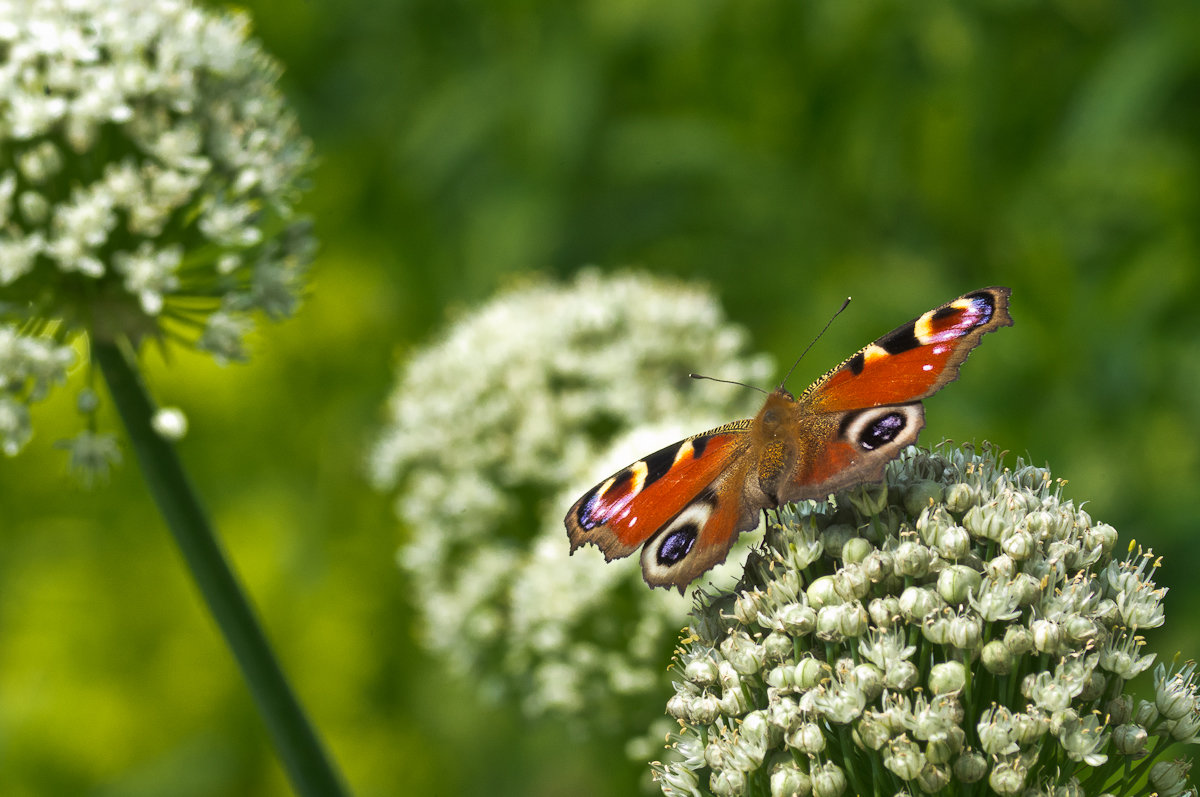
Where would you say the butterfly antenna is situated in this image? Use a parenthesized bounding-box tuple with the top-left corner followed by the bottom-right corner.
(779, 295, 852, 389)
(689, 373, 769, 395)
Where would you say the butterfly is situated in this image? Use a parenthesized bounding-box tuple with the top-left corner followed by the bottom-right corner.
(564, 287, 1012, 591)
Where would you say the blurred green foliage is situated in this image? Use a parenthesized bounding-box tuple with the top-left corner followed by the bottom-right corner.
(2, 0, 1199, 795)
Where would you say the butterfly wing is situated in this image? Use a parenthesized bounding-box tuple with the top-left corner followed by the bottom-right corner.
(779, 287, 1012, 502)
(565, 421, 759, 591)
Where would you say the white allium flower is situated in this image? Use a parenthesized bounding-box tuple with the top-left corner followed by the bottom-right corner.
(55, 429, 121, 485)
(654, 444, 1200, 796)
(371, 271, 772, 734)
(151, 407, 188, 441)
(0, 0, 314, 459)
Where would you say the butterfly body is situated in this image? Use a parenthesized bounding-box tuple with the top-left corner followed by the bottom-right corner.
(566, 287, 1012, 591)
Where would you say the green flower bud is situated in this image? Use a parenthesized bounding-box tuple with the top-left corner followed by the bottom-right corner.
(1104, 694, 1133, 725)
(988, 758, 1027, 795)
(868, 596, 900, 628)
(1001, 528, 1035, 560)
(710, 767, 746, 797)
(929, 661, 967, 695)
(766, 665, 793, 689)
(948, 613, 982, 650)
(1013, 465, 1051, 490)
(807, 575, 843, 609)
(899, 585, 941, 623)
(981, 640, 1012, 675)
(1009, 573, 1041, 607)
(691, 694, 721, 724)
(1031, 618, 1064, 654)
(763, 631, 794, 662)
(916, 762, 950, 792)
(722, 687, 752, 717)
(822, 601, 869, 640)
(985, 554, 1016, 580)
(795, 656, 827, 689)
(842, 536, 873, 565)
(666, 694, 690, 720)
(937, 565, 981, 604)
(861, 549, 894, 584)
(786, 722, 825, 754)
(1149, 759, 1192, 797)
(734, 590, 767, 625)
(685, 657, 719, 686)
(895, 540, 932, 578)
(905, 480, 945, 516)
(776, 602, 817, 636)
(884, 660, 919, 691)
(1112, 723, 1147, 755)
(770, 760, 812, 797)
(856, 713, 894, 750)
(952, 750, 987, 783)
(834, 563, 872, 601)
(1134, 699, 1159, 727)
(1003, 624, 1034, 656)
(720, 633, 764, 675)
(963, 501, 1008, 542)
(820, 524, 857, 558)
(810, 762, 847, 797)
(767, 696, 801, 733)
(1086, 523, 1119, 556)
(944, 481, 981, 513)
(935, 524, 971, 560)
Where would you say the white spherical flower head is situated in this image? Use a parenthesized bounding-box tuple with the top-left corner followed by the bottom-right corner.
(654, 444, 1200, 797)
(371, 271, 772, 737)
(0, 0, 314, 461)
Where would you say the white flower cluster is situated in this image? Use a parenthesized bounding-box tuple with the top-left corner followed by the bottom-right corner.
(0, 0, 313, 456)
(371, 271, 772, 731)
(655, 444, 1198, 797)
(0, 325, 74, 454)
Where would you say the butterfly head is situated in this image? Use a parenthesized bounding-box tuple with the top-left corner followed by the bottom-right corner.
(757, 388, 798, 433)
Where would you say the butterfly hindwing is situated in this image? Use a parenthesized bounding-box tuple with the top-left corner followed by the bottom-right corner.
(637, 464, 762, 589)
(778, 402, 926, 503)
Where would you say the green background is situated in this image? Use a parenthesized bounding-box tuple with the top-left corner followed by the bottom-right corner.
(3, 0, 1200, 794)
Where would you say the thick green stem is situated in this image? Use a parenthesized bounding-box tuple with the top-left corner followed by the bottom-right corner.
(95, 341, 350, 797)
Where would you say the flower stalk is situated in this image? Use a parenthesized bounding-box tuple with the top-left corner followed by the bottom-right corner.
(95, 340, 349, 797)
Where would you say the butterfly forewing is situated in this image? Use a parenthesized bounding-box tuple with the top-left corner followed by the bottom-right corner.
(802, 288, 1012, 412)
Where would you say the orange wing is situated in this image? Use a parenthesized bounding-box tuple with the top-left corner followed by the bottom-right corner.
(565, 423, 751, 562)
(802, 287, 1012, 412)
(779, 288, 1012, 504)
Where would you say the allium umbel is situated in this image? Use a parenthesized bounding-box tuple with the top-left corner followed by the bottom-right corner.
(0, 0, 314, 459)
(655, 444, 1197, 797)
(371, 271, 771, 732)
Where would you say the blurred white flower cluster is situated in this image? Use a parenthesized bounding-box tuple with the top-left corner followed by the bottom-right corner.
(0, 0, 314, 458)
(655, 444, 1197, 797)
(371, 271, 772, 731)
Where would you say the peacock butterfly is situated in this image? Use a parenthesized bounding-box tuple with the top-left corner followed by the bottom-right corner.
(565, 287, 1012, 591)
